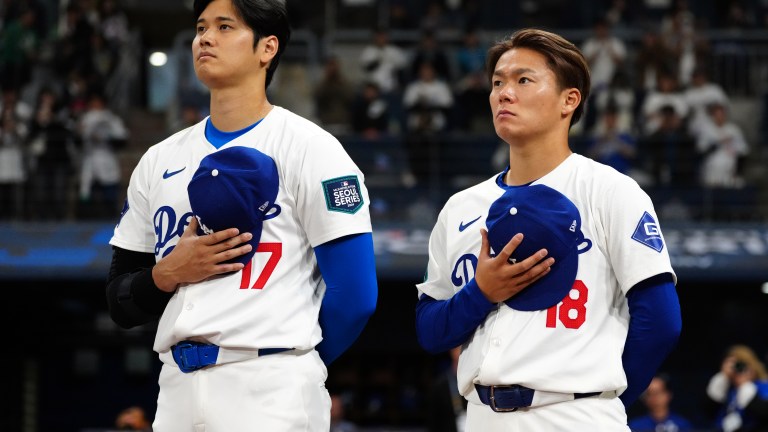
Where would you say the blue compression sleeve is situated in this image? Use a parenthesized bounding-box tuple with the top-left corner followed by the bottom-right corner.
(415, 279, 496, 354)
(314, 233, 378, 365)
(620, 273, 681, 407)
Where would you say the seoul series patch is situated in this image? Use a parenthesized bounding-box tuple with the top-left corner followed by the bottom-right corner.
(322, 175, 363, 214)
(631, 211, 664, 252)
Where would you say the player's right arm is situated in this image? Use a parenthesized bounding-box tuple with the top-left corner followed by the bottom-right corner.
(415, 213, 552, 354)
(106, 217, 254, 328)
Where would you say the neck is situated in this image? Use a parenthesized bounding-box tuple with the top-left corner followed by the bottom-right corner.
(209, 82, 272, 132)
(650, 406, 669, 422)
(503, 130, 572, 185)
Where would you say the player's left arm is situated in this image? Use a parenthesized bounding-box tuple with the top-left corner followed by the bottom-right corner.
(620, 272, 682, 407)
(314, 232, 378, 365)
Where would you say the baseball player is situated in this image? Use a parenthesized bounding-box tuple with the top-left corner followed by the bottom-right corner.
(415, 28, 682, 430)
(105, 1, 377, 430)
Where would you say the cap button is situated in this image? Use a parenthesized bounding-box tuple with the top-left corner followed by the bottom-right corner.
(509, 207, 518, 215)
(211, 169, 219, 177)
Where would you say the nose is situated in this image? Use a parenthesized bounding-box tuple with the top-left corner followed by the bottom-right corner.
(497, 84, 514, 103)
(198, 29, 213, 47)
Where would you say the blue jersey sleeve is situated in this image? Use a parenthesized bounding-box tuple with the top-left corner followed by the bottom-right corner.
(415, 278, 496, 354)
(620, 273, 682, 407)
(314, 233, 378, 365)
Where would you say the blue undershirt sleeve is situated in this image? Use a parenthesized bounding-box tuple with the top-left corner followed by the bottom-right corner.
(415, 279, 496, 354)
(314, 232, 378, 365)
(620, 273, 682, 407)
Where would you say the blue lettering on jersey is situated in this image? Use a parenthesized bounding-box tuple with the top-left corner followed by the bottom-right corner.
(631, 211, 664, 252)
(154, 206, 193, 257)
(323, 175, 363, 214)
(451, 254, 478, 287)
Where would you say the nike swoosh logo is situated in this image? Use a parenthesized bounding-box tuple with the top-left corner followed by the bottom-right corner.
(162, 167, 186, 179)
(459, 216, 481, 232)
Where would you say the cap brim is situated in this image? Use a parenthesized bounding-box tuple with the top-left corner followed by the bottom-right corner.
(504, 246, 578, 311)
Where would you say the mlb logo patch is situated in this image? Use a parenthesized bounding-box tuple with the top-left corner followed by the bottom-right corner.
(322, 175, 364, 214)
(631, 211, 664, 252)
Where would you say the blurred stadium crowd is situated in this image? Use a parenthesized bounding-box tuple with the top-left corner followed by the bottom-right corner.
(1, 0, 768, 226)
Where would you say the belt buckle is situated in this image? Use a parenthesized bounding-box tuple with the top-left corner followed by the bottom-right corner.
(173, 341, 200, 373)
(490, 385, 519, 413)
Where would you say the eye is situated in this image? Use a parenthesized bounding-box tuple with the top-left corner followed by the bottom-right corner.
(219, 24, 232, 30)
(519, 77, 531, 84)
(196, 25, 206, 34)
(493, 80, 502, 87)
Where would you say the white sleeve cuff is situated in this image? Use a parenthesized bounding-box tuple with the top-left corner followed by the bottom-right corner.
(736, 381, 757, 409)
(707, 372, 729, 402)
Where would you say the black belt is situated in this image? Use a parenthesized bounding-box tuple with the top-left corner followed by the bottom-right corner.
(475, 384, 601, 412)
(171, 341, 293, 373)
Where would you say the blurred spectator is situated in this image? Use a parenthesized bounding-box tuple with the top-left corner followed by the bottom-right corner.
(26, 86, 76, 221)
(55, 3, 96, 81)
(633, 29, 676, 95)
(99, 0, 129, 50)
(409, 29, 452, 82)
(593, 70, 635, 135)
(330, 392, 358, 432)
(420, 1, 454, 31)
(403, 61, 454, 134)
(580, 17, 627, 133)
(314, 55, 355, 135)
(388, 1, 417, 29)
(580, 18, 627, 96)
(684, 67, 729, 137)
(640, 72, 689, 137)
(0, 5, 39, 91)
(454, 28, 486, 79)
(454, 70, 492, 133)
(586, 104, 637, 176)
(605, 0, 634, 27)
(360, 27, 408, 96)
(113, 405, 151, 431)
(351, 82, 391, 139)
(426, 346, 466, 432)
(696, 103, 749, 189)
(77, 92, 128, 219)
(706, 345, 768, 432)
(0, 104, 28, 220)
(639, 104, 696, 187)
(89, 31, 119, 85)
(660, 0, 709, 87)
(628, 373, 693, 432)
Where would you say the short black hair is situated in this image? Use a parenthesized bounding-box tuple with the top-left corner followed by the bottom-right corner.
(193, 0, 291, 89)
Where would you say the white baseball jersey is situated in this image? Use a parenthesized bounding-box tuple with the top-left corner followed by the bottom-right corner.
(110, 106, 372, 365)
(417, 153, 675, 403)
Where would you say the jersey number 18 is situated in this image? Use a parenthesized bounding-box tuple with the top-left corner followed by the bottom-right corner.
(545, 280, 587, 329)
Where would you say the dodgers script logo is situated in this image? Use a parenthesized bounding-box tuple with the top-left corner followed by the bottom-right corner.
(322, 175, 364, 214)
(631, 211, 664, 252)
(451, 253, 478, 287)
(154, 206, 193, 257)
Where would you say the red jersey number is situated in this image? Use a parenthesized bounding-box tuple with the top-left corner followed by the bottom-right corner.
(545, 280, 588, 329)
(240, 243, 282, 289)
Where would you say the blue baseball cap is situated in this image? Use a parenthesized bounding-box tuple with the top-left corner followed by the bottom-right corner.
(187, 146, 280, 265)
(485, 184, 586, 311)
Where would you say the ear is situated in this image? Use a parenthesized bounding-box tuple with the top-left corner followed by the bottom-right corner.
(561, 88, 581, 117)
(259, 35, 279, 66)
